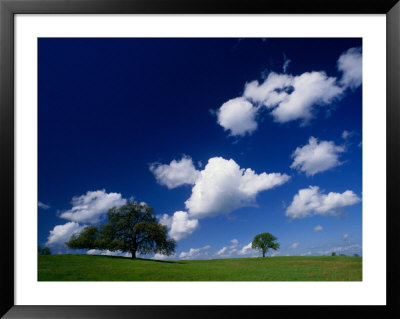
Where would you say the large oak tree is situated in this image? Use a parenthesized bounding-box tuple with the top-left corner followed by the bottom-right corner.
(66, 201, 176, 259)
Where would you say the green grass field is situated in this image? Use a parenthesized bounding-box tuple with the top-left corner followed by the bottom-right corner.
(38, 255, 362, 281)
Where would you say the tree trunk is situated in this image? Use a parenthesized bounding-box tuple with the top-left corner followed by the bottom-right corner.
(263, 251, 265, 257)
(131, 250, 136, 259)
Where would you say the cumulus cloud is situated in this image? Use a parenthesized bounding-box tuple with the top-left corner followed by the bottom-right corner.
(215, 238, 239, 257)
(149, 156, 200, 189)
(290, 137, 345, 176)
(38, 201, 50, 209)
(158, 214, 173, 228)
(152, 253, 176, 260)
(212, 239, 259, 258)
(237, 242, 258, 256)
(286, 186, 361, 219)
(179, 245, 211, 260)
(59, 189, 127, 224)
(289, 242, 299, 249)
(270, 72, 343, 124)
(314, 225, 324, 232)
(283, 55, 291, 73)
(244, 71, 343, 125)
(300, 251, 312, 256)
(337, 47, 362, 90)
(87, 249, 131, 258)
(215, 47, 360, 134)
(46, 222, 84, 247)
(342, 130, 353, 140)
(215, 247, 228, 256)
(153, 156, 289, 235)
(185, 157, 290, 219)
(158, 211, 199, 241)
(217, 97, 258, 136)
(320, 243, 361, 256)
(244, 72, 293, 107)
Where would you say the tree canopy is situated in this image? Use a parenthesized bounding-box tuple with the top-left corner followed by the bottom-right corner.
(66, 201, 176, 258)
(251, 232, 280, 257)
(38, 245, 51, 255)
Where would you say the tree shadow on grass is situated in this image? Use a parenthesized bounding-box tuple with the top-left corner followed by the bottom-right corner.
(145, 259, 186, 265)
(100, 255, 186, 264)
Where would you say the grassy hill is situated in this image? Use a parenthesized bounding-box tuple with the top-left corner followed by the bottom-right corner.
(38, 255, 362, 281)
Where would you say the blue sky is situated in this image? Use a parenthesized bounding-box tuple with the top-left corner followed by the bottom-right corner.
(38, 38, 362, 259)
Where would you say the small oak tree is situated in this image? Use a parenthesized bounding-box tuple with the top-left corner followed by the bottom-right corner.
(66, 201, 176, 259)
(251, 232, 280, 257)
(38, 245, 51, 255)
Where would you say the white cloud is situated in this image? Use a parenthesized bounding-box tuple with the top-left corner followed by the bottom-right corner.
(244, 72, 293, 107)
(342, 130, 351, 139)
(46, 222, 84, 247)
(213, 239, 260, 258)
(86, 249, 103, 255)
(217, 97, 258, 136)
(289, 242, 299, 249)
(301, 251, 312, 256)
(179, 245, 211, 260)
(215, 247, 228, 256)
(158, 211, 199, 241)
(238, 242, 252, 255)
(237, 242, 257, 256)
(321, 243, 361, 256)
(216, 47, 360, 134)
(87, 249, 131, 258)
(290, 137, 345, 176)
(153, 156, 289, 232)
(149, 156, 200, 189)
(185, 157, 290, 219)
(214, 239, 239, 257)
(244, 71, 343, 125)
(283, 55, 291, 73)
(337, 47, 362, 90)
(286, 186, 361, 219)
(314, 225, 324, 232)
(343, 233, 350, 239)
(38, 201, 50, 209)
(158, 213, 173, 228)
(152, 253, 176, 260)
(59, 189, 127, 224)
(271, 72, 343, 124)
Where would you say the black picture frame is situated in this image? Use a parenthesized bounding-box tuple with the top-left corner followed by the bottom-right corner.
(1, 0, 398, 317)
